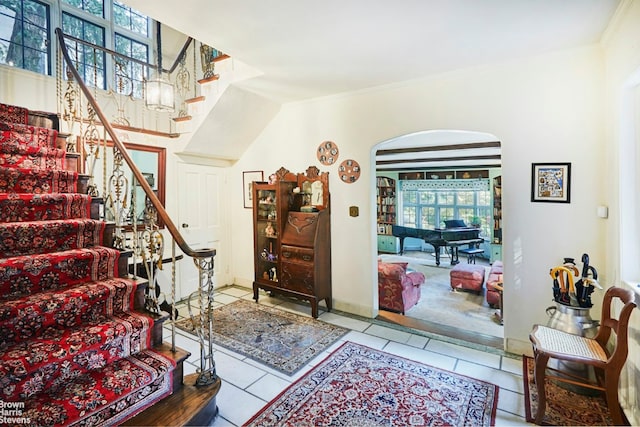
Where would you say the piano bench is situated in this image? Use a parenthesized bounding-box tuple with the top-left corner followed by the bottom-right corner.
(458, 247, 484, 264)
(450, 263, 486, 294)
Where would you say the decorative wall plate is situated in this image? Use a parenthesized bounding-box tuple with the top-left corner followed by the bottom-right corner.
(338, 159, 361, 183)
(317, 141, 339, 166)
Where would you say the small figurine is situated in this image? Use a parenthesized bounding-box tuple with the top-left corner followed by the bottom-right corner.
(270, 267, 278, 282)
(265, 221, 276, 237)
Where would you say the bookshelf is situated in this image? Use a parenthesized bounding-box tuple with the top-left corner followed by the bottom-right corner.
(491, 175, 502, 262)
(376, 176, 398, 253)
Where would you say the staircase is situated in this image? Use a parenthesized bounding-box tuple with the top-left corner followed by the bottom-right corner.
(0, 103, 190, 426)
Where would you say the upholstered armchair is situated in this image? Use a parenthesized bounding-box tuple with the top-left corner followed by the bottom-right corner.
(378, 261, 425, 314)
(486, 261, 503, 308)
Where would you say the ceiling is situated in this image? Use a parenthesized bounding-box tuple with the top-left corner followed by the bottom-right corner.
(376, 130, 501, 172)
(124, 0, 620, 169)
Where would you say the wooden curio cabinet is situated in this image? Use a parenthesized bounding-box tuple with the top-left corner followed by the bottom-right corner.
(252, 176, 296, 293)
(252, 166, 331, 318)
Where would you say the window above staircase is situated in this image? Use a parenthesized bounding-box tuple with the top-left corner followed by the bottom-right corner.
(1, 0, 230, 139)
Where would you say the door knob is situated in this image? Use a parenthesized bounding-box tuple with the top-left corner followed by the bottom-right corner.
(182, 223, 189, 228)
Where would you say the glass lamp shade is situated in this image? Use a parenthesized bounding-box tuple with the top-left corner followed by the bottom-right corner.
(145, 75, 175, 112)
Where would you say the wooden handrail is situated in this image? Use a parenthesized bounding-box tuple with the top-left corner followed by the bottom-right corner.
(168, 37, 194, 74)
(59, 31, 168, 73)
(59, 30, 193, 76)
(55, 28, 215, 259)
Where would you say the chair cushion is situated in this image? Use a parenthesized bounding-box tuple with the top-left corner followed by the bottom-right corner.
(378, 262, 407, 280)
(406, 271, 425, 287)
(490, 261, 503, 274)
(531, 325, 607, 361)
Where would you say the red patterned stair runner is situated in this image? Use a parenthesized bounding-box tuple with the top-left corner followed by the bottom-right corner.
(0, 103, 175, 426)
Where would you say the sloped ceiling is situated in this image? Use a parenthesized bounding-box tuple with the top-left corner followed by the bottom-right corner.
(124, 0, 620, 103)
(183, 86, 280, 161)
(124, 0, 620, 165)
(376, 131, 501, 172)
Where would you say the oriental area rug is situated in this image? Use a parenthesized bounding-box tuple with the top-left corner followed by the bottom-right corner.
(174, 299, 348, 375)
(523, 355, 617, 426)
(245, 341, 499, 427)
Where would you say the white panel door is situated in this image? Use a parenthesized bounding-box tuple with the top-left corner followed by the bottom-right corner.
(177, 162, 226, 300)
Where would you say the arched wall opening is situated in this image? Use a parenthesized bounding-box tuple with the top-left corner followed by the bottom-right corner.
(371, 129, 504, 348)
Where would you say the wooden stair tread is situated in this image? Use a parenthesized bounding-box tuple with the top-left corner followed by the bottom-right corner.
(185, 96, 205, 104)
(121, 372, 221, 426)
(172, 115, 192, 123)
(197, 75, 220, 84)
(153, 342, 191, 364)
(111, 123, 180, 139)
(212, 54, 229, 63)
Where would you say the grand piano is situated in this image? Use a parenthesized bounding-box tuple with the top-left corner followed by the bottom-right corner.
(392, 224, 483, 266)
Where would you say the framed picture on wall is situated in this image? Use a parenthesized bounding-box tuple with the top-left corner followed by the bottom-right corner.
(243, 171, 264, 208)
(531, 162, 571, 203)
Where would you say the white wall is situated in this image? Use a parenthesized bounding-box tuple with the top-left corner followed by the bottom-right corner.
(2, 40, 611, 355)
(602, 1, 640, 423)
(230, 44, 607, 354)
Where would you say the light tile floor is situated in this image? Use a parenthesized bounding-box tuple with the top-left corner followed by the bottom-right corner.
(165, 285, 530, 426)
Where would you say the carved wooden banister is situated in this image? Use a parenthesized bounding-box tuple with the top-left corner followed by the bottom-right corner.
(55, 28, 214, 260)
(59, 29, 192, 76)
(168, 37, 194, 74)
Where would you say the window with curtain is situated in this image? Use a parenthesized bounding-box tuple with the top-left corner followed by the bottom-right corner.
(401, 179, 492, 238)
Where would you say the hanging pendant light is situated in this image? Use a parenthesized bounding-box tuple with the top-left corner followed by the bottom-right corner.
(145, 22, 175, 112)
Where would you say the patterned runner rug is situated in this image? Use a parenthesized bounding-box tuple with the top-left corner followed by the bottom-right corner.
(174, 299, 348, 375)
(246, 341, 498, 426)
(522, 355, 617, 425)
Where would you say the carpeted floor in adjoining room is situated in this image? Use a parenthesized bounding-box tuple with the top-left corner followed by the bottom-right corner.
(379, 250, 504, 339)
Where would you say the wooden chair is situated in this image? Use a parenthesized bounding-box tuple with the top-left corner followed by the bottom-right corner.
(529, 286, 637, 425)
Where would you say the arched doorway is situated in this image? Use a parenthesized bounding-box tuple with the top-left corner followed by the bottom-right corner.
(372, 129, 504, 348)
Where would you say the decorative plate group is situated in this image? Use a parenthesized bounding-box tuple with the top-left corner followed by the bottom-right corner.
(338, 159, 360, 183)
(317, 141, 339, 166)
(316, 141, 360, 183)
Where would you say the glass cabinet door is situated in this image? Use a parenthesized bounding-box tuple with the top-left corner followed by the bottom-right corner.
(255, 188, 279, 283)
